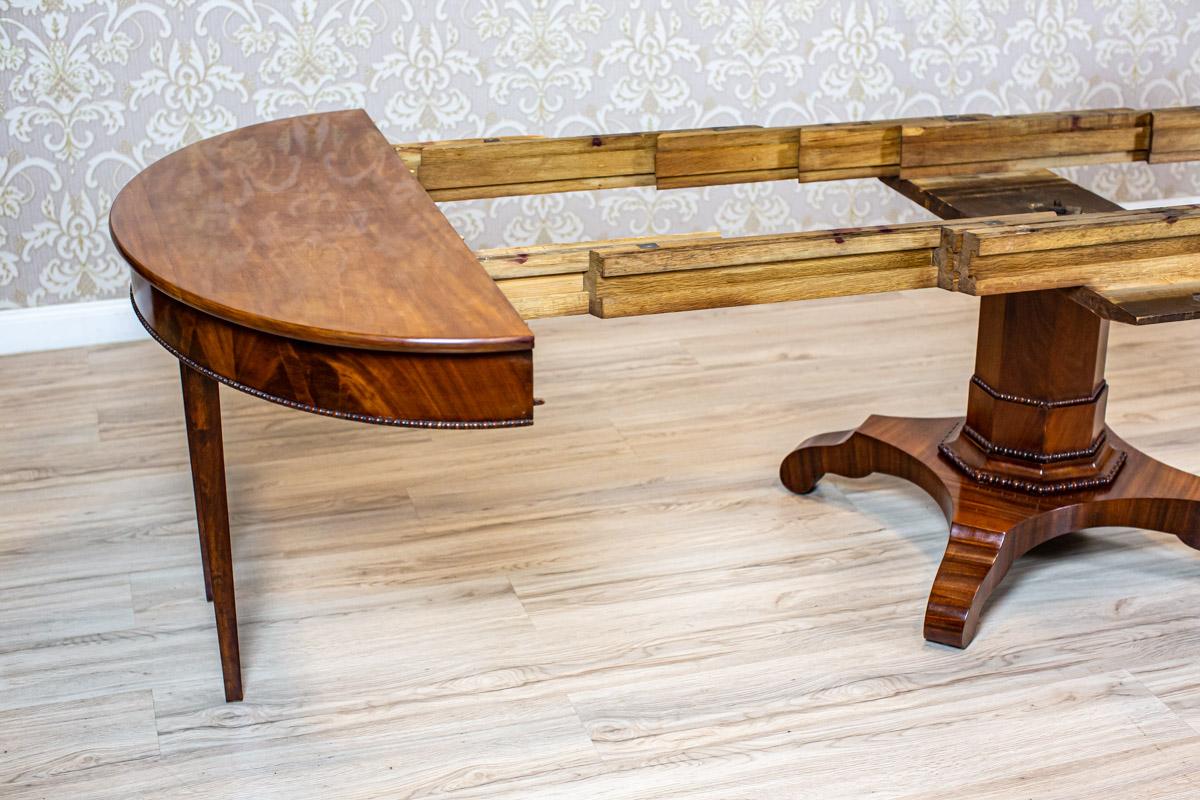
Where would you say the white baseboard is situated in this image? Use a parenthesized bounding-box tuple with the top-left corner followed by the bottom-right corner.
(0, 297, 148, 356)
(2, 193, 1198, 357)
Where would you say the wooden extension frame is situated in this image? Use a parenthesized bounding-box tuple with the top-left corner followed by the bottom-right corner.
(401, 106, 1200, 325)
(398, 107, 1199, 198)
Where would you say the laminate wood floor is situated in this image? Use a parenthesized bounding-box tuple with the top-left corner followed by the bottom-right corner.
(3, 290, 1200, 799)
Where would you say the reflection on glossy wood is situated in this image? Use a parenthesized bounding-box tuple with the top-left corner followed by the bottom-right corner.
(110, 109, 532, 354)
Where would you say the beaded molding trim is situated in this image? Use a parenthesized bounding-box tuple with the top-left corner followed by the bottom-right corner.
(938, 425, 1126, 496)
(131, 292, 534, 430)
(960, 423, 1108, 464)
(970, 374, 1106, 409)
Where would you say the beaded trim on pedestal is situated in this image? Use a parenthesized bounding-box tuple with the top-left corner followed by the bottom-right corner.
(959, 423, 1108, 464)
(970, 374, 1106, 409)
(938, 424, 1125, 496)
(130, 291, 534, 430)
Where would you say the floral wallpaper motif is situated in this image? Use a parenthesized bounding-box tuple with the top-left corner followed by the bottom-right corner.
(1, 0, 1198, 309)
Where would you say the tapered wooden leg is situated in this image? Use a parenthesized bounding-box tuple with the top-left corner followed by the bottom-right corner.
(180, 363, 243, 702)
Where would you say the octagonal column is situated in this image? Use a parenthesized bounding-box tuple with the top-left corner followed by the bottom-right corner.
(939, 289, 1125, 494)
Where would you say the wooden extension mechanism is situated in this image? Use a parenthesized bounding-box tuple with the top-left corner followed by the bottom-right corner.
(397, 105, 1196, 198)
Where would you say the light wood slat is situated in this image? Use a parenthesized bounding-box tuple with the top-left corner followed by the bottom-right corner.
(429, 174, 656, 201)
(656, 117, 983, 188)
(412, 128, 764, 199)
(588, 260, 936, 318)
(594, 214, 1057, 278)
(390, 107, 1199, 198)
(590, 250, 939, 297)
(940, 207, 1200, 295)
(596, 221, 946, 277)
(900, 109, 1151, 178)
(906, 151, 1154, 180)
(413, 133, 658, 198)
(405, 129, 758, 200)
(796, 115, 990, 183)
(393, 136, 545, 175)
(476, 232, 724, 280)
(965, 205, 1200, 256)
(906, 125, 1145, 164)
(955, 239, 1200, 296)
(495, 274, 588, 319)
(902, 108, 1143, 146)
(655, 127, 800, 189)
(486, 204, 1200, 319)
(585, 213, 1056, 318)
(1149, 107, 1200, 163)
(477, 232, 724, 319)
(798, 120, 903, 182)
(393, 145, 421, 174)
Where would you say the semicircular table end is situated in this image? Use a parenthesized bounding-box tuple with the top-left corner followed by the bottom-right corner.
(110, 109, 536, 701)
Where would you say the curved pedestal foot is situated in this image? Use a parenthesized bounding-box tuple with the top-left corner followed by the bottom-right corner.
(780, 416, 957, 519)
(924, 524, 1011, 648)
(781, 416, 1200, 648)
(779, 428, 861, 494)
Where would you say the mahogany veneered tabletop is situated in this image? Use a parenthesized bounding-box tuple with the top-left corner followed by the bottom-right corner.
(110, 109, 531, 354)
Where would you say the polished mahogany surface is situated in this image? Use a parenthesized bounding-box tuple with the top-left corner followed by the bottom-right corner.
(131, 274, 534, 427)
(110, 109, 532, 354)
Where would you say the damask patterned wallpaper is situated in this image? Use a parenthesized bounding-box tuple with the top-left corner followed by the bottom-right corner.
(1, 0, 1199, 310)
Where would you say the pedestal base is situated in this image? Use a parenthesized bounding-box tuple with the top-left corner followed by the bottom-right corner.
(780, 415, 1200, 648)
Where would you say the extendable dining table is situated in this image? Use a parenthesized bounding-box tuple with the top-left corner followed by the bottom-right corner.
(110, 106, 1200, 701)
